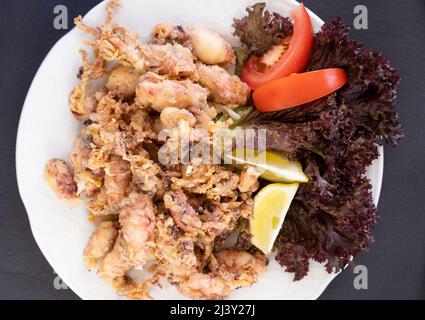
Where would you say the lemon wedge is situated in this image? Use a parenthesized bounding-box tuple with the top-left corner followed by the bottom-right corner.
(250, 183, 299, 255)
(225, 149, 308, 183)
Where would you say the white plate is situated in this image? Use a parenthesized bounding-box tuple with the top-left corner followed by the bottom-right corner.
(16, 0, 383, 300)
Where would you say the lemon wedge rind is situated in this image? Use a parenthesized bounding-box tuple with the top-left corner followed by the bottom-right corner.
(250, 183, 299, 255)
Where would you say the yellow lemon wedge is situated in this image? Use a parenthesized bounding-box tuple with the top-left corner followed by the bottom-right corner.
(225, 149, 308, 183)
(250, 183, 299, 255)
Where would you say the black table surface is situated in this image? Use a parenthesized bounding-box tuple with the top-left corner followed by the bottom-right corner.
(0, 0, 424, 300)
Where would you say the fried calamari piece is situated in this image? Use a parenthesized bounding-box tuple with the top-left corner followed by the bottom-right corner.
(75, 0, 147, 73)
(135, 72, 209, 112)
(115, 112, 158, 156)
(190, 27, 235, 66)
(84, 221, 119, 270)
(157, 108, 203, 166)
(238, 165, 261, 192)
(179, 250, 266, 299)
(69, 50, 107, 121)
(200, 199, 252, 241)
(160, 107, 196, 129)
(171, 164, 240, 201)
(189, 103, 232, 133)
(215, 250, 267, 290)
(104, 156, 131, 205)
(70, 130, 104, 197)
(127, 155, 164, 197)
(90, 28, 198, 78)
(119, 193, 156, 265)
(155, 215, 199, 282)
(84, 121, 127, 163)
(44, 159, 79, 202)
(196, 63, 250, 106)
(151, 24, 190, 45)
(96, 22, 147, 73)
(151, 24, 235, 66)
(178, 273, 230, 300)
(70, 129, 92, 173)
(69, 85, 96, 122)
(161, 191, 250, 247)
(98, 238, 131, 280)
(77, 2, 197, 79)
(89, 92, 135, 124)
(123, 273, 161, 300)
(163, 195, 251, 251)
(99, 192, 156, 280)
(105, 156, 131, 205)
(141, 43, 197, 78)
(106, 65, 140, 99)
(86, 187, 115, 217)
(163, 191, 202, 232)
(128, 109, 157, 139)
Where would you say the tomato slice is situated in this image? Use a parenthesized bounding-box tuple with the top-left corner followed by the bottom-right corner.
(253, 68, 348, 112)
(241, 3, 314, 90)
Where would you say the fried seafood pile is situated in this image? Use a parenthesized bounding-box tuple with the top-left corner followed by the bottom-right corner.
(44, 0, 266, 299)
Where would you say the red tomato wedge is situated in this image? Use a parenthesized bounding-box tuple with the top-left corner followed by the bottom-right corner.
(253, 68, 348, 112)
(241, 3, 314, 90)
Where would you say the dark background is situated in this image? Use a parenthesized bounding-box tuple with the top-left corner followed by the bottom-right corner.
(0, 0, 424, 300)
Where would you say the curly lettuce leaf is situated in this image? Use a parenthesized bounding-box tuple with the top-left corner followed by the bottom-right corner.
(306, 18, 404, 146)
(233, 47, 249, 78)
(238, 19, 403, 280)
(232, 2, 293, 75)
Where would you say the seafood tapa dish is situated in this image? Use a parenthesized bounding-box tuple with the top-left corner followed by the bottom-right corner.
(45, 0, 263, 299)
(43, 0, 403, 299)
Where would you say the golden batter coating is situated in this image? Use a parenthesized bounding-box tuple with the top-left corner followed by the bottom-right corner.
(170, 163, 240, 201)
(196, 63, 250, 107)
(179, 250, 266, 299)
(155, 214, 200, 283)
(44, 0, 265, 300)
(141, 43, 198, 79)
(44, 159, 79, 202)
(84, 221, 119, 270)
(104, 156, 131, 205)
(151, 24, 235, 66)
(135, 72, 209, 112)
(164, 191, 202, 232)
(106, 65, 140, 99)
(99, 192, 156, 281)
